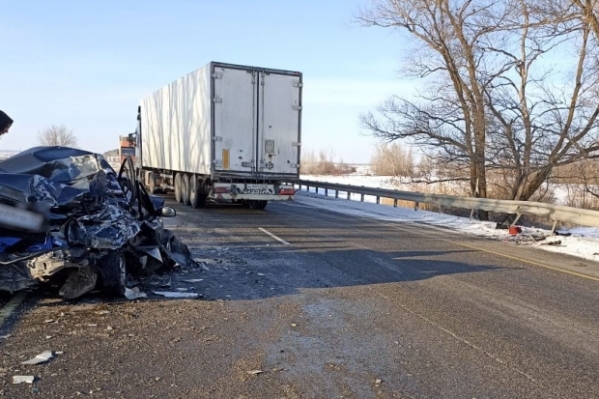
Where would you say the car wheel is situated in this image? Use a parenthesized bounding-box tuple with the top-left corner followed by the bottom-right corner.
(97, 252, 127, 296)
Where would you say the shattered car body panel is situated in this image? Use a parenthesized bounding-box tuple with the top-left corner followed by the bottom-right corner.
(0, 146, 194, 299)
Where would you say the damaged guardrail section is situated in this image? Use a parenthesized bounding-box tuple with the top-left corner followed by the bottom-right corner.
(295, 179, 599, 232)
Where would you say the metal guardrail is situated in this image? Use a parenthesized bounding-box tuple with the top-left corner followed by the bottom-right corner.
(295, 179, 599, 233)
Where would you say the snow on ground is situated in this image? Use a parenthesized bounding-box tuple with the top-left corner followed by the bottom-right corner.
(293, 188, 599, 264)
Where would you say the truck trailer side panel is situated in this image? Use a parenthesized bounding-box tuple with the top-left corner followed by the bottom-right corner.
(140, 64, 212, 175)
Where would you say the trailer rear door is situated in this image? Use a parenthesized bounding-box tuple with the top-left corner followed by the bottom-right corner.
(213, 66, 257, 174)
(257, 71, 302, 176)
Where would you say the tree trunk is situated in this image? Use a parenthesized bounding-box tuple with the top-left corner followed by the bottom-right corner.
(476, 163, 489, 220)
(513, 169, 552, 201)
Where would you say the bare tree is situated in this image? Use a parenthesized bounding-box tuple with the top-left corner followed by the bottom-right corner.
(37, 124, 78, 147)
(300, 149, 353, 175)
(358, 0, 599, 216)
(357, 0, 518, 219)
(370, 142, 414, 177)
(485, 0, 599, 201)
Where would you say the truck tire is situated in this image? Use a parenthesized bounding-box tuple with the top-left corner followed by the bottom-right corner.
(97, 252, 127, 297)
(181, 174, 191, 205)
(189, 176, 198, 208)
(190, 178, 208, 208)
(174, 173, 183, 203)
(147, 172, 156, 194)
(249, 200, 268, 210)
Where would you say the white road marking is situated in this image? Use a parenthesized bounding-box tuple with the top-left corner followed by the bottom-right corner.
(258, 228, 290, 246)
(0, 291, 27, 329)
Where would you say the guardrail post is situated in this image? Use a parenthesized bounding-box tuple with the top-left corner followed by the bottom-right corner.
(325, 188, 328, 196)
(347, 192, 351, 200)
(550, 220, 558, 235)
(393, 199, 397, 208)
(510, 213, 522, 227)
(335, 190, 339, 198)
(376, 196, 380, 204)
(361, 194, 365, 202)
(316, 187, 319, 194)
(414, 202, 419, 211)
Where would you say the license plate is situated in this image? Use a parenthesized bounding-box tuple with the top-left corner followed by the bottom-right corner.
(244, 184, 268, 194)
(0, 203, 45, 232)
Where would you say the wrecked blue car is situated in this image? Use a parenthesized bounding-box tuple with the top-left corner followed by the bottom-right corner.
(0, 146, 193, 299)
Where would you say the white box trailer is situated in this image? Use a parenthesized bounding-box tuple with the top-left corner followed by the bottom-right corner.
(132, 61, 302, 209)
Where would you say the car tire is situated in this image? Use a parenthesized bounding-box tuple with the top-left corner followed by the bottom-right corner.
(97, 252, 127, 296)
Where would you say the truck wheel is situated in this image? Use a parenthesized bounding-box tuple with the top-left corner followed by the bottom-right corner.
(181, 174, 191, 205)
(249, 200, 268, 210)
(190, 179, 208, 208)
(174, 173, 183, 203)
(148, 174, 156, 194)
(189, 176, 198, 208)
(97, 252, 127, 297)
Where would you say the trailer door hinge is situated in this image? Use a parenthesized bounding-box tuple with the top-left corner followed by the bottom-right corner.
(291, 163, 300, 168)
(212, 72, 223, 79)
(292, 105, 302, 110)
(213, 136, 223, 142)
(292, 81, 303, 88)
(212, 97, 222, 103)
(214, 160, 223, 168)
(292, 142, 301, 147)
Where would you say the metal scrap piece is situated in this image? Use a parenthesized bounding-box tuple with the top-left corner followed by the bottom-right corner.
(59, 266, 98, 299)
(21, 350, 54, 365)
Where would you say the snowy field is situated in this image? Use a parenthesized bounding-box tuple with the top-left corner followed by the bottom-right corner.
(296, 174, 599, 264)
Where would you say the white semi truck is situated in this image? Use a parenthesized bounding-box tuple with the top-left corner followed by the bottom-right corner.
(131, 61, 302, 209)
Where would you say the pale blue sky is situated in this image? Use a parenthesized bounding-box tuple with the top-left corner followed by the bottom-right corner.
(0, 0, 419, 163)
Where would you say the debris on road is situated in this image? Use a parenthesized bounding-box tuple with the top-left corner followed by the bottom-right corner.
(12, 375, 35, 384)
(541, 240, 563, 246)
(124, 287, 148, 300)
(152, 291, 199, 299)
(246, 370, 266, 375)
(509, 226, 522, 235)
(181, 279, 203, 283)
(0, 147, 196, 300)
(21, 350, 54, 365)
(94, 310, 110, 315)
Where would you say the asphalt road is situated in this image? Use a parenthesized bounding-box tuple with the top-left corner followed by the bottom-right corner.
(1, 197, 599, 399)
